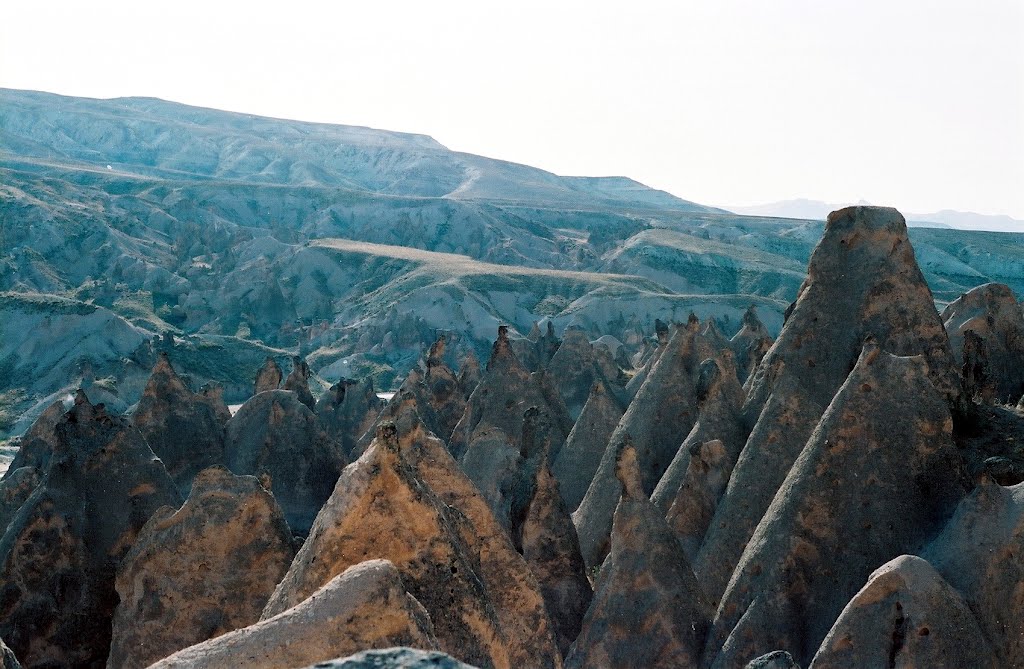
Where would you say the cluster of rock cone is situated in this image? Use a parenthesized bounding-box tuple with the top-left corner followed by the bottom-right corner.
(3, 206, 1024, 669)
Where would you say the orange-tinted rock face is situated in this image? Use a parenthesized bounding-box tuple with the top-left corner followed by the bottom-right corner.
(809, 555, 993, 669)
(151, 560, 438, 669)
(107, 466, 295, 669)
(704, 347, 966, 668)
(0, 392, 181, 668)
(697, 206, 962, 608)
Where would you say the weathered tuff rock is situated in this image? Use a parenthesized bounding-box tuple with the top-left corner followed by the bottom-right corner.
(254, 356, 283, 394)
(705, 347, 966, 668)
(457, 351, 482, 400)
(224, 390, 345, 534)
(387, 337, 467, 445)
(664, 439, 733, 561)
(730, 305, 773, 384)
(808, 555, 991, 669)
(650, 350, 747, 515)
(283, 355, 317, 410)
(744, 651, 798, 669)
(199, 382, 232, 426)
(624, 320, 670, 400)
(107, 466, 295, 669)
(573, 322, 706, 569)
(303, 647, 479, 669)
(0, 639, 20, 669)
(566, 445, 711, 669)
(0, 468, 40, 535)
(942, 283, 1024, 403)
(1, 399, 65, 480)
(151, 560, 438, 669)
(316, 377, 383, 458)
(547, 328, 613, 421)
(520, 458, 592, 656)
(922, 477, 1024, 666)
(131, 353, 225, 494)
(450, 326, 572, 462)
(696, 206, 962, 608)
(552, 380, 626, 512)
(0, 392, 181, 668)
(263, 418, 561, 669)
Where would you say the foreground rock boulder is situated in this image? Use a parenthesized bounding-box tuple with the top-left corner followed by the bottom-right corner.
(696, 206, 962, 606)
(808, 555, 991, 669)
(107, 466, 295, 669)
(263, 418, 561, 669)
(922, 477, 1024, 666)
(151, 560, 437, 669)
(224, 389, 345, 534)
(131, 353, 225, 494)
(302, 648, 478, 669)
(566, 444, 711, 669)
(704, 347, 966, 668)
(0, 392, 181, 668)
(942, 282, 1024, 403)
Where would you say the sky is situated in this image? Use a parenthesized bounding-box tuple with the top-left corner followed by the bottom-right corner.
(2, 0, 1023, 219)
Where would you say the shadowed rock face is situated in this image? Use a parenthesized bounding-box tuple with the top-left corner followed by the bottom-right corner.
(520, 458, 592, 656)
(151, 560, 438, 669)
(625, 321, 670, 400)
(922, 478, 1024, 667)
(316, 377, 383, 458)
(301, 647, 479, 669)
(1, 400, 65, 480)
(254, 357, 283, 395)
(0, 392, 181, 669)
(450, 327, 572, 463)
(547, 328, 612, 421)
(566, 445, 711, 669)
(0, 468, 40, 536)
(457, 352, 482, 400)
(573, 322, 705, 570)
(650, 350, 747, 515)
(942, 283, 1024, 403)
(0, 639, 20, 669)
(283, 356, 316, 410)
(263, 419, 561, 669)
(664, 439, 733, 561)
(107, 466, 295, 669)
(199, 383, 232, 426)
(224, 390, 345, 535)
(697, 206, 962, 608)
(390, 337, 467, 445)
(730, 305, 773, 384)
(552, 380, 626, 512)
(704, 347, 966, 668)
(131, 353, 225, 495)
(808, 555, 992, 669)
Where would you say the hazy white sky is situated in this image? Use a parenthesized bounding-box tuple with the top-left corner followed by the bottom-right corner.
(2, 0, 1022, 218)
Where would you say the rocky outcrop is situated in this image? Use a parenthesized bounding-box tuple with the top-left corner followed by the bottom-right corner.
(151, 560, 438, 669)
(107, 466, 295, 669)
(942, 283, 1024, 403)
(316, 377, 383, 458)
(0, 640, 20, 669)
(624, 319, 669, 400)
(386, 337, 467, 445)
(808, 555, 992, 669)
(547, 328, 612, 420)
(282, 356, 316, 410)
(704, 347, 966, 668)
(0, 468, 40, 535)
(663, 439, 733, 560)
(224, 390, 345, 534)
(552, 380, 626, 511)
(696, 206, 962, 608)
(199, 382, 232, 425)
(131, 353, 225, 494)
(520, 458, 592, 656)
(922, 477, 1024, 666)
(254, 356, 283, 394)
(730, 305, 773, 383)
(573, 322, 705, 569)
(566, 444, 711, 669)
(1, 399, 65, 480)
(263, 418, 561, 669)
(303, 648, 478, 669)
(744, 651, 798, 669)
(0, 391, 181, 668)
(457, 351, 482, 400)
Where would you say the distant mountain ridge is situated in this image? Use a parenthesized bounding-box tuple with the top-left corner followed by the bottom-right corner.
(726, 199, 1024, 232)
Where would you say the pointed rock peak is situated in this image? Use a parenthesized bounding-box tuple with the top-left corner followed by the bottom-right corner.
(614, 440, 643, 500)
(743, 304, 764, 329)
(687, 312, 700, 331)
(546, 321, 555, 338)
(283, 356, 316, 410)
(254, 357, 283, 395)
(527, 322, 542, 341)
(67, 388, 98, 424)
(487, 325, 522, 371)
(427, 335, 447, 365)
(655, 318, 669, 345)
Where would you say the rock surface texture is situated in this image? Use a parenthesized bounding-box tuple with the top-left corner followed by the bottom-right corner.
(107, 466, 295, 669)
